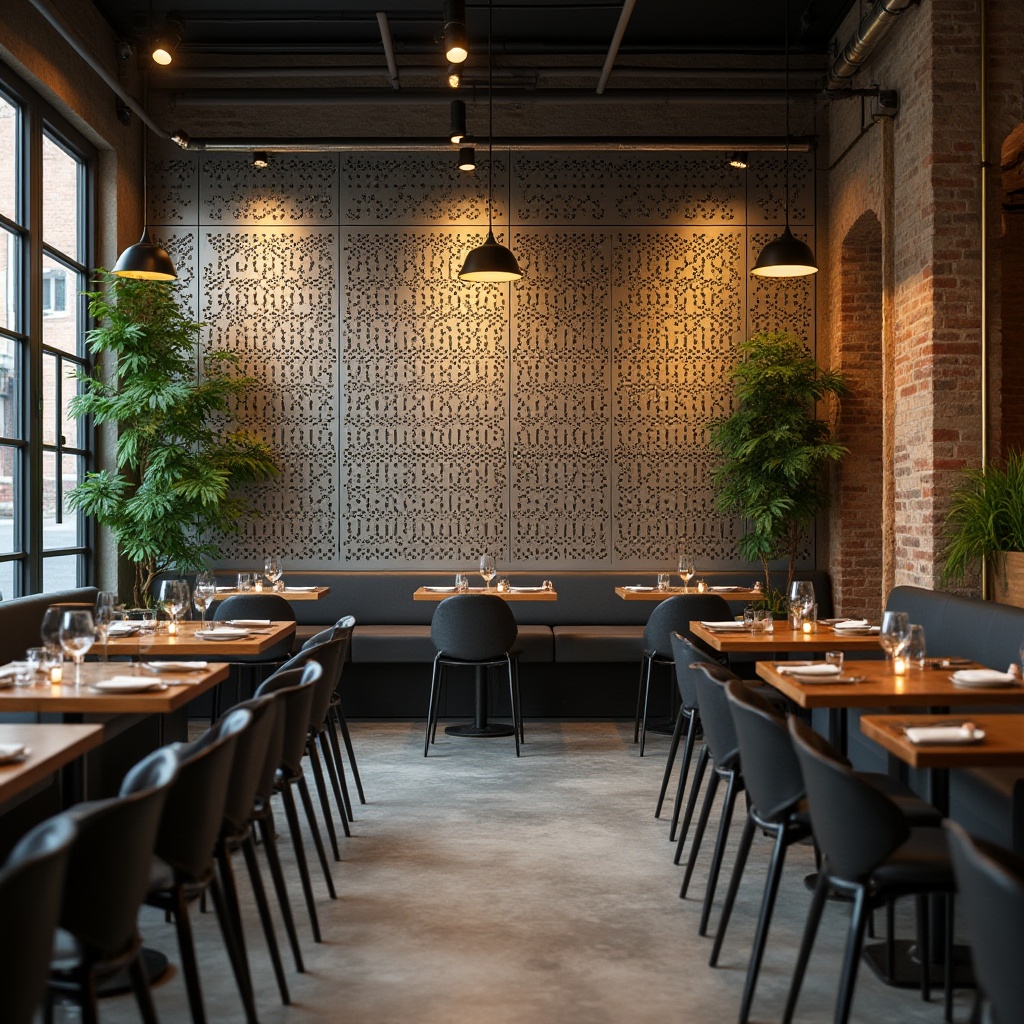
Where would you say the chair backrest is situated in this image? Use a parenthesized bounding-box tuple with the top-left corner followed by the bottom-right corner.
(0, 814, 77, 1024)
(945, 820, 1024, 1024)
(219, 694, 282, 835)
(644, 594, 732, 658)
(431, 594, 518, 661)
(725, 680, 805, 823)
(302, 614, 356, 652)
(255, 661, 322, 773)
(149, 708, 252, 881)
(277, 635, 345, 725)
(64, 746, 179, 959)
(669, 631, 719, 707)
(215, 593, 297, 622)
(788, 716, 910, 882)
(689, 662, 742, 767)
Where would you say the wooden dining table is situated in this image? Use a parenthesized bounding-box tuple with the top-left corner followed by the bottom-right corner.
(690, 621, 884, 654)
(103, 619, 296, 658)
(212, 586, 329, 601)
(860, 712, 1024, 769)
(615, 586, 763, 601)
(0, 722, 104, 806)
(413, 586, 557, 601)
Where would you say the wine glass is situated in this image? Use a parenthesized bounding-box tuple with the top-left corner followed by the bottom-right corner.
(879, 610, 911, 667)
(677, 553, 695, 592)
(264, 555, 283, 590)
(94, 591, 120, 663)
(158, 579, 190, 633)
(479, 554, 496, 592)
(59, 609, 95, 686)
(788, 580, 816, 626)
(194, 572, 217, 630)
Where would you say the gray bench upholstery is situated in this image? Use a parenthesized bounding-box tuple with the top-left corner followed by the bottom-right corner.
(0, 588, 99, 666)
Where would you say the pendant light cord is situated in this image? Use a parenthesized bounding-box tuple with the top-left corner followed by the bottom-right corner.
(784, 0, 791, 229)
(487, 0, 494, 236)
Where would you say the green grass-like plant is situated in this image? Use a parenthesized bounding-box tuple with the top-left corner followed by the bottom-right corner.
(939, 451, 1024, 587)
(68, 271, 278, 607)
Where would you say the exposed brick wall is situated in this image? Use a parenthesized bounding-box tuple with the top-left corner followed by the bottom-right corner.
(999, 211, 1024, 455)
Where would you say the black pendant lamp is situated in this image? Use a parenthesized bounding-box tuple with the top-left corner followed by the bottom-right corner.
(459, 0, 521, 283)
(751, 0, 817, 279)
(113, 129, 177, 281)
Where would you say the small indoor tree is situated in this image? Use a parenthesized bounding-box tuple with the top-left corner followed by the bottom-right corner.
(69, 271, 278, 607)
(709, 329, 848, 604)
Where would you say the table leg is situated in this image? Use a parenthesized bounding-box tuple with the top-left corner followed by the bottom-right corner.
(445, 666, 515, 738)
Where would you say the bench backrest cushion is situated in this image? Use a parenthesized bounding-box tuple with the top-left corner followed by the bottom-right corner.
(0, 588, 99, 665)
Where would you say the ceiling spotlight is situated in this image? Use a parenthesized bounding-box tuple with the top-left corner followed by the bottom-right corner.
(450, 99, 467, 144)
(151, 12, 184, 66)
(443, 0, 468, 64)
(447, 63, 461, 89)
(252, 152, 269, 169)
(728, 151, 748, 169)
(457, 146, 476, 172)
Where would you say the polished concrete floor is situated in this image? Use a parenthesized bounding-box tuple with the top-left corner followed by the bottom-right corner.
(91, 720, 974, 1024)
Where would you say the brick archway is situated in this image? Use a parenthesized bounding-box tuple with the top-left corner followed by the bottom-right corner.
(829, 211, 884, 618)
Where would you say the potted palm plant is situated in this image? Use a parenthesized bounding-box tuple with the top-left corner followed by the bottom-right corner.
(939, 451, 1024, 605)
(709, 329, 848, 611)
(68, 271, 278, 608)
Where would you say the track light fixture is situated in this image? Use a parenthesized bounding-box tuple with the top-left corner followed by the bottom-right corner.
(151, 11, 184, 66)
(252, 151, 269, 169)
(443, 0, 468, 63)
(450, 100, 467, 144)
(459, 0, 522, 283)
(751, 0, 817, 279)
(457, 146, 476, 172)
(447, 64, 461, 88)
(728, 151, 748, 169)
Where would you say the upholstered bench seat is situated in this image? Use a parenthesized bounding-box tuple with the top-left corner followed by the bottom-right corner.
(553, 625, 645, 662)
(350, 623, 555, 663)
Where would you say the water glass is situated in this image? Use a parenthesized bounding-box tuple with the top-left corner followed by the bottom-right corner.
(138, 608, 156, 633)
(657, 573, 671, 592)
(825, 651, 844, 671)
(455, 573, 469, 592)
(905, 624, 926, 667)
(237, 572, 254, 593)
(743, 607, 757, 632)
(24, 647, 45, 682)
(879, 610, 911, 665)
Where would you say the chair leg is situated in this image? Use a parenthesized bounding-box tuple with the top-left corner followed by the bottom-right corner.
(425, 657, 442, 755)
(944, 894, 954, 1023)
(782, 869, 830, 1024)
(297, 774, 337, 899)
(170, 886, 208, 1024)
(634, 657, 647, 743)
(915, 894, 930, 1002)
(835, 885, 870, 1024)
(507, 658, 520, 757)
(681, 768, 721, 898)
(674, 745, 711, 865)
(208, 873, 259, 1024)
(698, 769, 743, 935)
(669, 713, 700, 842)
(278, 784, 323, 942)
(127, 951, 160, 1024)
(331, 699, 366, 803)
(709, 813, 756, 966)
(215, 842, 257, 1006)
(257, 814, 307, 966)
(639, 658, 655, 756)
(239, 834, 291, 1005)
(306, 738, 344, 857)
(735, 825, 793, 1024)
(323, 719, 355, 822)
(655, 706, 685, 818)
(513, 657, 524, 743)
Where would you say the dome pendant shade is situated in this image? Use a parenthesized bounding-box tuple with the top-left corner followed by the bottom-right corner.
(751, 226, 818, 278)
(459, 231, 522, 282)
(112, 227, 178, 281)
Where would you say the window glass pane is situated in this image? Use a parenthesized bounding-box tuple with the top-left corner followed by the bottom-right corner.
(42, 254, 79, 354)
(0, 444, 14, 555)
(0, 225, 18, 332)
(0, 95, 16, 223)
(43, 553, 80, 592)
(42, 451, 82, 551)
(42, 350, 58, 446)
(0, 336, 17, 441)
(60, 356, 82, 450)
(0, 562, 13, 602)
(42, 134, 79, 261)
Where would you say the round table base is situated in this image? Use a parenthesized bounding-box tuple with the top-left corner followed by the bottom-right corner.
(444, 722, 516, 738)
(98, 947, 168, 997)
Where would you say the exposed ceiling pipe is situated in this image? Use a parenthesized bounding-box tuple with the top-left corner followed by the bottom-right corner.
(25, 0, 169, 138)
(596, 0, 638, 94)
(171, 86, 819, 107)
(171, 134, 814, 154)
(376, 12, 400, 90)
(826, 0, 916, 90)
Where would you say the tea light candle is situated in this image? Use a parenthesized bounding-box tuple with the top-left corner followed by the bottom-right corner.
(49, 664, 63, 683)
(802, 620, 812, 634)
(893, 656, 907, 675)
(168, 620, 178, 636)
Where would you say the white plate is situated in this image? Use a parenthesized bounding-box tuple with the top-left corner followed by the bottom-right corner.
(709, 586, 745, 592)
(950, 671, 1021, 689)
(422, 586, 456, 593)
(144, 662, 209, 673)
(906, 727, 985, 745)
(106, 624, 139, 637)
(197, 630, 250, 641)
(284, 586, 318, 592)
(89, 679, 168, 693)
(700, 620, 745, 630)
(510, 586, 546, 592)
(831, 626, 880, 635)
(0, 742, 27, 763)
(623, 586, 654, 592)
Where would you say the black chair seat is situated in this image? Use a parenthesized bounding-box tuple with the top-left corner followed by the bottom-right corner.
(870, 828, 955, 888)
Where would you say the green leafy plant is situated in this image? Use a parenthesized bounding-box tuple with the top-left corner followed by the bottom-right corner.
(939, 451, 1024, 586)
(709, 329, 848, 600)
(68, 271, 278, 607)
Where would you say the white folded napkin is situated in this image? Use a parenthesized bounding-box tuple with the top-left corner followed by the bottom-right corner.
(700, 620, 745, 629)
(833, 619, 869, 629)
(227, 619, 271, 626)
(216, 586, 234, 592)
(709, 585, 745, 592)
(775, 663, 841, 676)
(905, 725, 983, 745)
(952, 669, 1019, 687)
(144, 662, 208, 673)
(0, 662, 26, 679)
(106, 622, 138, 635)
(284, 586, 317, 592)
(0, 742, 26, 760)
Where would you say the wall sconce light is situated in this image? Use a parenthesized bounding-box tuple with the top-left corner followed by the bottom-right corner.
(447, 64, 461, 88)
(151, 12, 184, 66)
(252, 151, 269, 169)
(457, 146, 476, 172)
(450, 100, 467, 144)
(443, 0, 468, 63)
(728, 151, 748, 169)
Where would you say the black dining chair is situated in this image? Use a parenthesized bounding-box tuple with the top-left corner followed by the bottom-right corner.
(143, 708, 255, 1024)
(425, 594, 521, 756)
(46, 746, 180, 1024)
(635, 594, 731, 756)
(945, 820, 1024, 1024)
(785, 716, 955, 1024)
(0, 814, 77, 1024)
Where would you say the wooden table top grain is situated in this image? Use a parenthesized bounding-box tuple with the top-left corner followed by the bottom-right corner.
(691, 622, 884, 654)
(104, 620, 296, 658)
(0, 723, 104, 804)
(860, 713, 1024, 768)
(413, 587, 558, 601)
